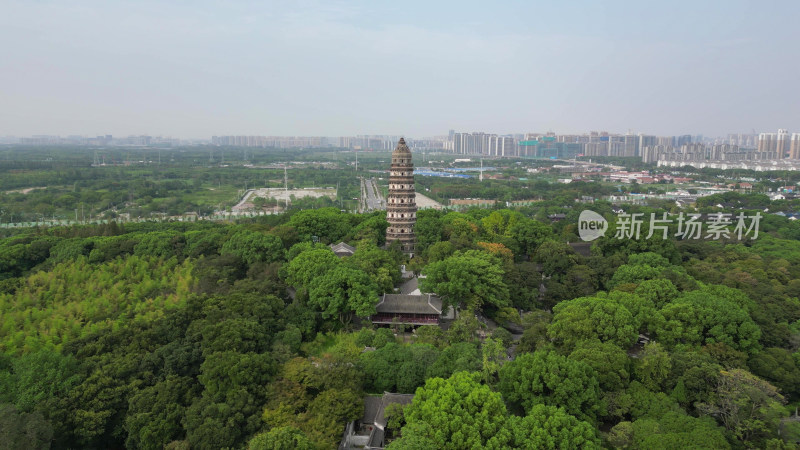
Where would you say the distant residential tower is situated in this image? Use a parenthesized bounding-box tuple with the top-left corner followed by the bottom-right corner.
(385, 138, 416, 256)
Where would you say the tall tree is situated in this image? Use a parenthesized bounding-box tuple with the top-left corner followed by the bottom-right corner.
(635, 342, 672, 392)
(506, 404, 601, 449)
(655, 289, 761, 355)
(125, 376, 199, 450)
(0, 404, 53, 450)
(287, 208, 352, 243)
(220, 229, 284, 264)
(568, 340, 630, 392)
(697, 368, 786, 445)
(345, 242, 401, 294)
(247, 426, 313, 450)
(307, 265, 379, 324)
(498, 350, 602, 422)
(508, 217, 553, 259)
(748, 347, 800, 399)
(532, 239, 578, 279)
(610, 411, 730, 450)
(481, 337, 506, 385)
(421, 250, 509, 311)
(548, 294, 639, 351)
(284, 247, 340, 288)
(391, 372, 511, 449)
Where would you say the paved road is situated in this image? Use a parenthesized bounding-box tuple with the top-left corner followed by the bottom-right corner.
(361, 177, 386, 212)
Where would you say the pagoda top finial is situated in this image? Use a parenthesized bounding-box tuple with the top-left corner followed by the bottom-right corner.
(393, 137, 411, 155)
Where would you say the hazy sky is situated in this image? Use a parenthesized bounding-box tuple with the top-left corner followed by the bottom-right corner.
(2, 0, 799, 138)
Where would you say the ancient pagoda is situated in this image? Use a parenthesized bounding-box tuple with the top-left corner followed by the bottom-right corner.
(385, 138, 417, 256)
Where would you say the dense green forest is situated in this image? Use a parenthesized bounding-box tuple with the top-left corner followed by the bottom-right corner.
(1, 200, 800, 449)
(3, 147, 800, 448)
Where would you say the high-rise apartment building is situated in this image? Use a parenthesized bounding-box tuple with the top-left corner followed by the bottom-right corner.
(674, 135, 692, 147)
(488, 136, 516, 156)
(639, 135, 657, 153)
(758, 132, 775, 157)
(790, 133, 800, 159)
(656, 136, 673, 146)
(727, 133, 757, 148)
(453, 132, 492, 154)
(584, 142, 608, 157)
(758, 129, 792, 159)
(623, 134, 639, 157)
(608, 137, 625, 157)
(777, 129, 790, 158)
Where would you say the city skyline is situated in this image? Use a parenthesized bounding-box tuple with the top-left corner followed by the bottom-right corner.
(3, 127, 793, 144)
(3, 1, 800, 138)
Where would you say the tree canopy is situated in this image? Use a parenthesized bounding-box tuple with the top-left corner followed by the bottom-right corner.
(498, 350, 603, 422)
(421, 250, 509, 311)
(391, 371, 511, 449)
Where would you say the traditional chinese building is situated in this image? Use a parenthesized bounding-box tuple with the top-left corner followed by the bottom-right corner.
(385, 138, 417, 256)
(370, 277, 456, 327)
(330, 242, 356, 257)
(371, 293, 443, 326)
(339, 393, 415, 449)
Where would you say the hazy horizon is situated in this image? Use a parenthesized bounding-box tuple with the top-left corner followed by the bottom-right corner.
(3, 0, 799, 139)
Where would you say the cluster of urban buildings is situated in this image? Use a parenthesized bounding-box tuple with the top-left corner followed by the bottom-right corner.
(7, 129, 800, 169)
(210, 135, 446, 151)
(646, 130, 800, 171)
(756, 129, 800, 159)
(447, 132, 517, 156)
(444, 129, 800, 170)
(645, 130, 800, 163)
(10, 135, 182, 147)
(444, 130, 701, 159)
(211, 135, 331, 148)
(208, 130, 799, 163)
